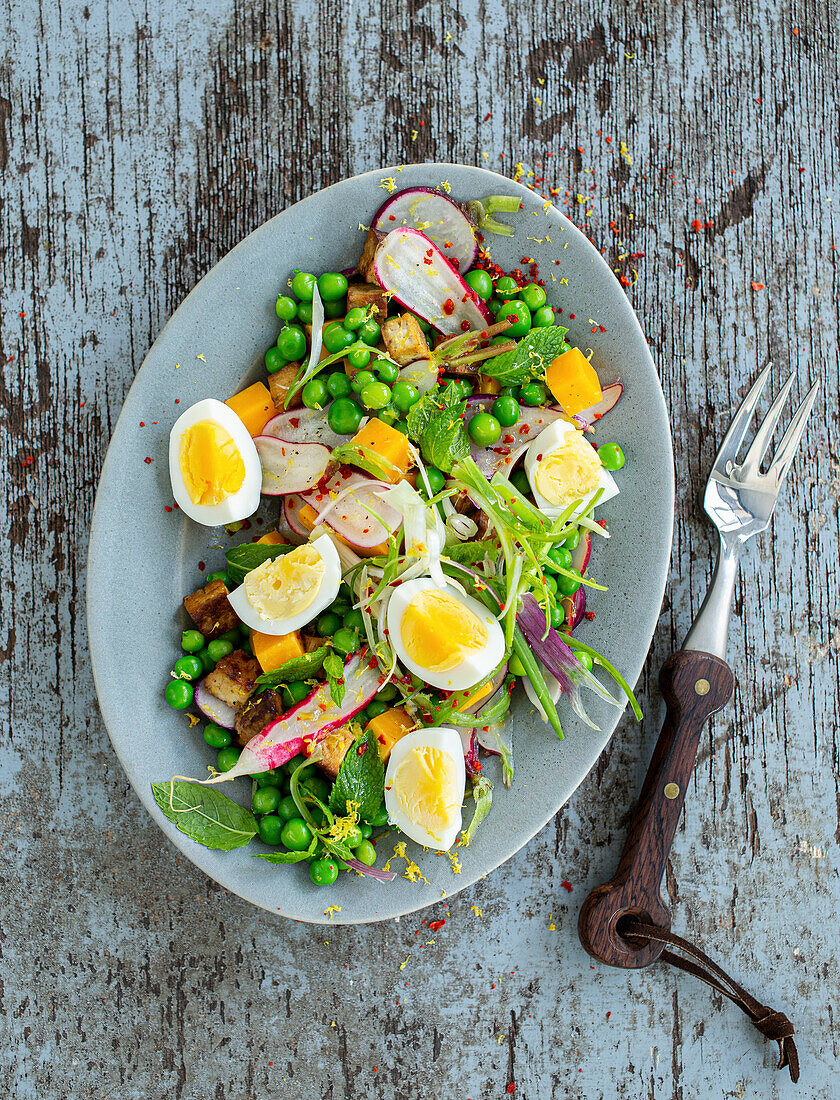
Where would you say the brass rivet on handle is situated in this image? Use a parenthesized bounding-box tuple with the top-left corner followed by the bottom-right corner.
(695, 678, 711, 696)
(664, 782, 680, 799)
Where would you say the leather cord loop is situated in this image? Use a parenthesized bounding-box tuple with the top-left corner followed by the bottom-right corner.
(622, 920, 800, 1083)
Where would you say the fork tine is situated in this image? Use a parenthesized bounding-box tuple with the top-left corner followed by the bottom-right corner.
(766, 379, 820, 489)
(740, 372, 795, 472)
(712, 361, 773, 469)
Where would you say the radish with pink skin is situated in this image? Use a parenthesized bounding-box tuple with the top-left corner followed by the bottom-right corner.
(373, 188, 479, 272)
(577, 381, 623, 423)
(254, 436, 331, 495)
(193, 678, 237, 730)
(373, 228, 493, 334)
(302, 470, 402, 551)
(282, 494, 311, 539)
(263, 406, 345, 449)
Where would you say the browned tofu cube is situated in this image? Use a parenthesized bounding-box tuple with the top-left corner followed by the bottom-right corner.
(302, 633, 328, 653)
(268, 361, 302, 411)
(204, 649, 262, 709)
(357, 228, 383, 284)
(346, 283, 389, 324)
(234, 689, 285, 747)
(183, 578, 239, 640)
(381, 313, 432, 366)
(318, 724, 357, 780)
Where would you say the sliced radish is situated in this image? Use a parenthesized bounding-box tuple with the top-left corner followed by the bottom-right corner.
(213, 653, 383, 779)
(459, 727, 481, 776)
(373, 188, 478, 272)
(578, 381, 623, 423)
(464, 398, 566, 478)
(193, 678, 237, 730)
(263, 406, 345, 448)
(283, 494, 311, 539)
(254, 437, 331, 495)
(373, 228, 492, 334)
(398, 357, 439, 396)
(302, 470, 402, 551)
(571, 530, 592, 575)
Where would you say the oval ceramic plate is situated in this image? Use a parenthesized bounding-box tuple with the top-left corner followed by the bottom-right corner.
(88, 163, 674, 924)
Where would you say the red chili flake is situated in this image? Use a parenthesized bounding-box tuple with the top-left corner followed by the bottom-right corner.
(483, 112, 492, 121)
(442, 298, 455, 316)
(144, 456, 152, 464)
(619, 275, 632, 287)
(606, 1011, 612, 1019)
(460, 320, 470, 331)
(691, 218, 702, 231)
(198, 561, 206, 571)
(751, 281, 765, 290)
(423, 256, 433, 265)
(585, 610, 596, 621)
(507, 1085, 516, 1095)
(21, 455, 34, 467)
(164, 505, 173, 512)
(290, 417, 300, 428)
(561, 880, 573, 892)
(79, 400, 86, 408)
(569, 313, 575, 320)
(599, 325, 606, 333)
(444, 241, 454, 249)
(388, 214, 396, 221)
(175, 398, 180, 404)
(19, 311, 25, 318)
(428, 919, 445, 932)
(140, 421, 145, 427)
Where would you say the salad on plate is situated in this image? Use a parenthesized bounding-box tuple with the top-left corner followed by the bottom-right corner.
(153, 185, 638, 888)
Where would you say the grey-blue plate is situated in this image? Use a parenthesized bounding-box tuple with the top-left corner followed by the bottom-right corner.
(87, 163, 674, 924)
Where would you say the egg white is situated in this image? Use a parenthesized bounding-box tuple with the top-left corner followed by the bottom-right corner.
(226, 533, 342, 635)
(168, 398, 262, 526)
(387, 577, 505, 691)
(384, 726, 466, 851)
(524, 419, 619, 521)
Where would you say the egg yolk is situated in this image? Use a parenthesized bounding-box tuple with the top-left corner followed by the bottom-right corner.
(533, 431, 602, 509)
(393, 745, 458, 840)
(178, 420, 245, 506)
(400, 590, 488, 673)
(244, 544, 325, 622)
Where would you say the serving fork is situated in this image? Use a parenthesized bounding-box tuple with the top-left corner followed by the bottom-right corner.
(579, 362, 819, 969)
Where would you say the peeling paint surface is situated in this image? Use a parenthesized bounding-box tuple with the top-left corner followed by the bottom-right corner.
(0, 1, 838, 1097)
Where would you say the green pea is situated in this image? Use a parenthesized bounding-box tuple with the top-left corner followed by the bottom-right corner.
(332, 627, 360, 656)
(488, 297, 503, 316)
(317, 272, 349, 302)
(456, 379, 474, 398)
(366, 803, 390, 828)
(173, 655, 203, 682)
(327, 397, 363, 435)
(497, 300, 532, 337)
(509, 469, 531, 496)
(291, 271, 316, 301)
(216, 745, 241, 772)
(309, 858, 339, 885)
(408, 312, 431, 332)
(424, 466, 446, 495)
(203, 723, 231, 749)
(543, 575, 558, 596)
(329, 598, 351, 617)
(549, 605, 565, 630)
(265, 346, 288, 374)
(277, 795, 299, 821)
(323, 322, 355, 355)
(282, 755, 302, 776)
(392, 381, 419, 413)
(577, 651, 594, 670)
(350, 369, 375, 394)
(464, 268, 494, 300)
(548, 546, 573, 573)
(255, 768, 284, 787)
(519, 283, 547, 311)
(344, 307, 367, 330)
(302, 378, 329, 410)
(323, 299, 345, 319)
(376, 683, 399, 703)
(181, 629, 205, 653)
(468, 412, 502, 447)
(207, 570, 231, 586)
(555, 569, 583, 596)
(492, 395, 520, 427)
(519, 381, 547, 407)
(275, 295, 298, 321)
(276, 324, 307, 361)
(342, 608, 364, 632)
(165, 679, 193, 709)
(253, 786, 281, 815)
(196, 647, 215, 674)
(304, 775, 331, 803)
(508, 654, 527, 677)
(317, 611, 342, 635)
(359, 822, 373, 839)
(532, 305, 556, 328)
(375, 359, 399, 384)
(365, 700, 387, 720)
(377, 407, 399, 426)
(352, 840, 377, 866)
(218, 628, 241, 645)
(326, 371, 352, 399)
(358, 319, 381, 346)
(297, 300, 313, 324)
(498, 386, 517, 396)
(360, 381, 392, 410)
(342, 825, 364, 849)
(598, 443, 626, 470)
(346, 347, 371, 371)
(206, 639, 234, 663)
(281, 818, 313, 851)
(563, 529, 581, 550)
(258, 814, 284, 846)
(281, 680, 310, 705)
(494, 276, 519, 298)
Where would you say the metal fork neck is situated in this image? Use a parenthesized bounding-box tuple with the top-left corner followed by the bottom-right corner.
(682, 535, 740, 659)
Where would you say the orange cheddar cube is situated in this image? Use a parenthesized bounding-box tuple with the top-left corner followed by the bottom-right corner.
(225, 381, 275, 437)
(545, 347, 602, 416)
(456, 680, 494, 712)
(256, 530, 283, 545)
(477, 374, 502, 395)
(368, 707, 415, 761)
(346, 418, 411, 483)
(297, 502, 389, 558)
(250, 629, 305, 674)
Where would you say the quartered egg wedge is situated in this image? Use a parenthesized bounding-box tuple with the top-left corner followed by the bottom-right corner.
(384, 727, 466, 851)
(386, 577, 505, 692)
(168, 398, 262, 526)
(226, 534, 342, 636)
(524, 419, 619, 521)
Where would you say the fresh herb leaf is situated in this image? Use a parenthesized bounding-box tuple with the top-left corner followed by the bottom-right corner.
(406, 381, 461, 440)
(420, 399, 470, 473)
(443, 539, 500, 565)
(332, 442, 403, 482)
(151, 781, 257, 850)
(252, 838, 318, 863)
(255, 646, 328, 687)
(328, 729, 384, 820)
(225, 541, 294, 586)
(323, 652, 346, 706)
(481, 327, 570, 386)
(460, 776, 493, 846)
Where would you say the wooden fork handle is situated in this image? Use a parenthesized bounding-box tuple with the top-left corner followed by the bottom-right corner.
(578, 650, 735, 968)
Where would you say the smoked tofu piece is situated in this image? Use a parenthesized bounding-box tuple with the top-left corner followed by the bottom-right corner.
(381, 313, 431, 366)
(234, 689, 285, 747)
(318, 724, 358, 780)
(357, 228, 383, 284)
(346, 283, 389, 324)
(268, 362, 303, 412)
(204, 649, 262, 709)
(183, 578, 239, 640)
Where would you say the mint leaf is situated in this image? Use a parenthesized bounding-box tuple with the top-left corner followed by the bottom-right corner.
(328, 729, 384, 819)
(444, 539, 500, 565)
(255, 646, 328, 688)
(406, 381, 461, 441)
(152, 781, 257, 850)
(482, 327, 570, 386)
(253, 837, 318, 863)
(225, 541, 294, 586)
(323, 652, 346, 706)
(420, 399, 470, 472)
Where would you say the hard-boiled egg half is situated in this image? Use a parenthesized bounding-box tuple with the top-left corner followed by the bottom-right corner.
(169, 399, 261, 526)
(384, 727, 465, 851)
(524, 419, 619, 521)
(387, 577, 505, 691)
(227, 534, 341, 635)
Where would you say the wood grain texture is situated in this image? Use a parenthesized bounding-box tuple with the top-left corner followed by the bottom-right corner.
(1, 1, 838, 1097)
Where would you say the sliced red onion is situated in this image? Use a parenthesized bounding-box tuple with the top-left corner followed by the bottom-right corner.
(283, 494, 311, 538)
(459, 726, 481, 776)
(193, 678, 237, 730)
(561, 586, 587, 631)
(302, 470, 402, 551)
(344, 858, 397, 882)
(263, 406, 345, 448)
(373, 228, 492, 334)
(578, 381, 623, 423)
(373, 187, 478, 272)
(254, 436, 331, 495)
(571, 530, 592, 574)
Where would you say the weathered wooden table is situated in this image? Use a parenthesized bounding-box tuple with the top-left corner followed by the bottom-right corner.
(2, 1, 837, 1096)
